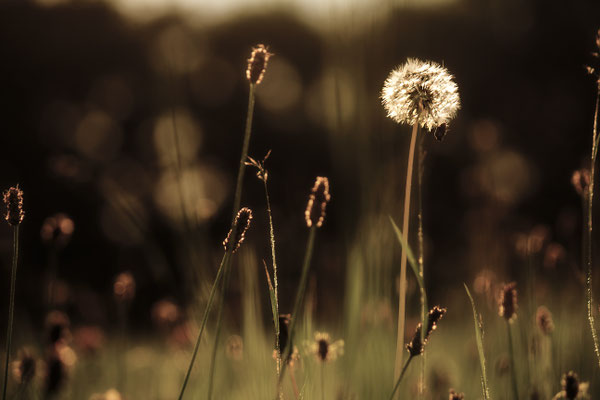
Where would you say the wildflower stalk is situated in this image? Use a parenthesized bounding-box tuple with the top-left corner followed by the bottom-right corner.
(233, 83, 255, 222)
(207, 261, 233, 400)
(417, 130, 426, 398)
(279, 226, 317, 385)
(394, 121, 419, 384)
(320, 362, 325, 400)
(389, 355, 414, 400)
(177, 252, 229, 400)
(506, 320, 519, 400)
(586, 85, 600, 370)
(2, 225, 19, 400)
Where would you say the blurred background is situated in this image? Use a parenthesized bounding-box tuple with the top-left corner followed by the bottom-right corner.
(1, 0, 600, 397)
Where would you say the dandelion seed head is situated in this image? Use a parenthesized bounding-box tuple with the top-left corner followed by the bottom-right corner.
(305, 177, 331, 228)
(246, 44, 272, 85)
(3, 185, 24, 226)
(382, 58, 460, 131)
(223, 207, 253, 253)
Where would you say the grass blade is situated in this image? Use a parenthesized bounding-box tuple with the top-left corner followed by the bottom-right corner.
(464, 283, 491, 400)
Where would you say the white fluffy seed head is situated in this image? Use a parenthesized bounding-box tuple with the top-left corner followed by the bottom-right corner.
(381, 58, 460, 131)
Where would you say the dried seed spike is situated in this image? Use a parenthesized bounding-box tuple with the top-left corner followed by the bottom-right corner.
(223, 207, 253, 253)
(562, 371, 580, 400)
(535, 305, 554, 335)
(448, 389, 464, 400)
(3, 185, 24, 226)
(499, 282, 518, 322)
(304, 177, 331, 228)
(406, 305, 446, 356)
(246, 44, 273, 85)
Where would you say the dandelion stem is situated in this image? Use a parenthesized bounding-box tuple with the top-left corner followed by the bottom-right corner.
(207, 258, 233, 400)
(394, 121, 419, 388)
(587, 88, 600, 370)
(279, 226, 318, 387)
(177, 252, 229, 400)
(2, 225, 19, 400)
(417, 128, 426, 398)
(506, 320, 519, 400)
(389, 355, 414, 400)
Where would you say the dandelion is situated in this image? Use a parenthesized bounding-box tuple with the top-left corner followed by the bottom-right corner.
(383, 59, 459, 386)
(536, 306, 554, 335)
(305, 177, 331, 228)
(246, 44, 272, 85)
(3, 186, 24, 226)
(552, 371, 589, 400)
(307, 332, 344, 363)
(449, 389, 465, 400)
(382, 58, 460, 131)
(223, 207, 253, 253)
(499, 282, 518, 322)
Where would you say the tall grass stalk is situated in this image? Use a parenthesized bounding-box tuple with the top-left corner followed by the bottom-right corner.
(388, 355, 414, 400)
(177, 253, 229, 400)
(393, 121, 419, 386)
(464, 284, 490, 400)
(207, 261, 233, 400)
(233, 83, 256, 222)
(586, 82, 600, 370)
(2, 225, 19, 400)
(506, 321, 519, 400)
(279, 226, 317, 388)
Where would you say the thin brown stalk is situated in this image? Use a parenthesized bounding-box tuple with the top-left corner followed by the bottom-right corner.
(393, 121, 419, 387)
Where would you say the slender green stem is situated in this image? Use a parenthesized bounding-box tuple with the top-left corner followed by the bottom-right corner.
(233, 84, 256, 222)
(389, 355, 414, 400)
(506, 320, 519, 400)
(394, 122, 419, 386)
(263, 179, 281, 375)
(177, 252, 229, 400)
(2, 225, 19, 400)
(207, 259, 233, 400)
(587, 89, 600, 369)
(278, 226, 317, 386)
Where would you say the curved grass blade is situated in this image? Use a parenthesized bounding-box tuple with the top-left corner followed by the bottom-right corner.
(464, 283, 491, 400)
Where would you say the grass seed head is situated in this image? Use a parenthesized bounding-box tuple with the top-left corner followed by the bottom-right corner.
(535, 305, 554, 335)
(223, 207, 253, 253)
(562, 371, 586, 400)
(113, 271, 136, 303)
(381, 58, 460, 131)
(305, 176, 331, 228)
(571, 169, 590, 196)
(307, 332, 344, 363)
(12, 348, 36, 385)
(499, 282, 518, 322)
(41, 213, 74, 247)
(3, 185, 24, 226)
(246, 44, 272, 85)
(406, 306, 447, 356)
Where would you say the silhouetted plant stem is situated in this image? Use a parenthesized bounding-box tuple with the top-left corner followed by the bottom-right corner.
(320, 363, 325, 400)
(389, 355, 414, 400)
(417, 130, 426, 398)
(2, 225, 19, 400)
(278, 226, 317, 387)
(177, 252, 229, 400)
(233, 84, 256, 222)
(587, 88, 600, 369)
(506, 320, 519, 400)
(394, 121, 419, 387)
(207, 259, 233, 400)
